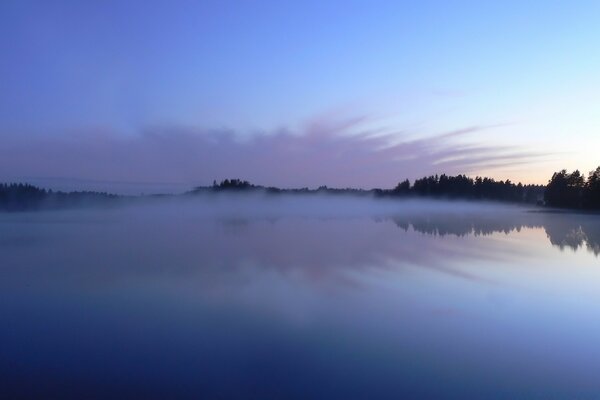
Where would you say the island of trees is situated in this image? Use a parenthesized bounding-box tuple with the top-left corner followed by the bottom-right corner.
(2, 166, 600, 211)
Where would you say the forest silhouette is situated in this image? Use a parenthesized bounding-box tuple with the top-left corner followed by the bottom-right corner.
(545, 167, 600, 209)
(1, 166, 600, 211)
(0, 183, 117, 211)
(194, 176, 546, 203)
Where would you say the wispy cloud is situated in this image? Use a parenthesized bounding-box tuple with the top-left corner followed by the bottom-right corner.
(0, 115, 545, 192)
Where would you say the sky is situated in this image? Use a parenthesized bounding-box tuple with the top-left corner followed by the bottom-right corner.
(1, 0, 599, 193)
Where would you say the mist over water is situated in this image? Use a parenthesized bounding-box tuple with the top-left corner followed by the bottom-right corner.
(1, 196, 600, 399)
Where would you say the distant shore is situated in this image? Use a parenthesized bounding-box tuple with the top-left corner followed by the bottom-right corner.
(2, 168, 599, 212)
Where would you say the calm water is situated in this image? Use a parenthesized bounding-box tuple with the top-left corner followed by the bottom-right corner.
(1, 196, 599, 399)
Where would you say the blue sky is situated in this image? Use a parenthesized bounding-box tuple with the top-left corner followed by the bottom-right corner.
(1, 0, 599, 190)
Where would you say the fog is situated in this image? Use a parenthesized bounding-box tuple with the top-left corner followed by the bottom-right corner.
(132, 192, 527, 218)
(2, 196, 600, 399)
(1, 195, 598, 290)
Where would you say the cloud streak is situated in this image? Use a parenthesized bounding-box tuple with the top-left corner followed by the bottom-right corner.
(0, 116, 544, 193)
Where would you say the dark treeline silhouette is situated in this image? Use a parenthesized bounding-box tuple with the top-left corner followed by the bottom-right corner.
(0, 176, 544, 212)
(190, 176, 544, 203)
(189, 179, 372, 196)
(212, 178, 253, 190)
(0, 183, 118, 212)
(4, 167, 600, 212)
(545, 167, 600, 209)
(381, 174, 545, 203)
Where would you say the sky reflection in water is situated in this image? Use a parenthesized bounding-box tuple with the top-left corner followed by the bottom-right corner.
(1, 197, 599, 399)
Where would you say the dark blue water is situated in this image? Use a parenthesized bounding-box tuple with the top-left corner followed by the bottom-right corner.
(1, 197, 599, 399)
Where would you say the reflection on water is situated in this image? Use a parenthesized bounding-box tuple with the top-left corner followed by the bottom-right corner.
(385, 211, 600, 256)
(1, 197, 600, 399)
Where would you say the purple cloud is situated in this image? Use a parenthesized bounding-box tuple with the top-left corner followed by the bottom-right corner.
(0, 115, 543, 193)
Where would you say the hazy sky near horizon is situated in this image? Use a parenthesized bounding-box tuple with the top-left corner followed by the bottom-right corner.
(1, 0, 599, 192)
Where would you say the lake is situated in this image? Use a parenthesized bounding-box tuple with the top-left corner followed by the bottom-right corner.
(1, 195, 599, 399)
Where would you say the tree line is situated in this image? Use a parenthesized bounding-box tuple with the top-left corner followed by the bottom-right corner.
(383, 174, 545, 203)
(2, 167, 600, 211)
(0, 183, 118, 211)
(544, 167, 600, 209)
(384, 167, 600, 209)
(191, 176, 545, 203)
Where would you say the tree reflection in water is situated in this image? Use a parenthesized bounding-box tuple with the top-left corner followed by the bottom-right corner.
(385, 211, 600, 256)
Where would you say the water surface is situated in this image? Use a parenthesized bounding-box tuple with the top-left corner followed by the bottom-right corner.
(1, 196, 599, 399)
